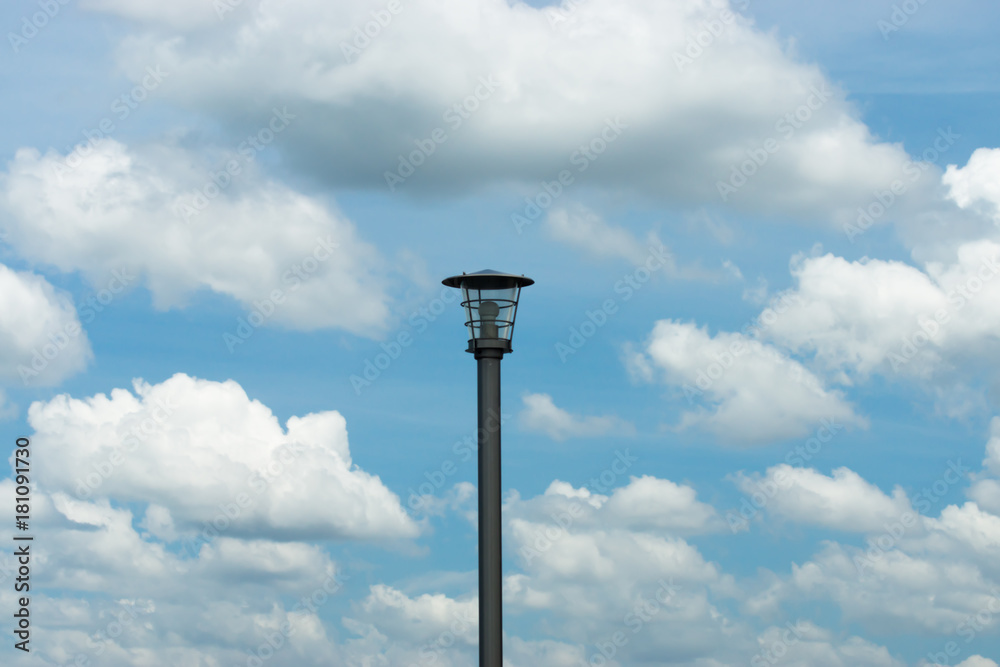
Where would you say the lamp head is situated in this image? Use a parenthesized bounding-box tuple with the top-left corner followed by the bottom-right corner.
(442, 270, 534, 354)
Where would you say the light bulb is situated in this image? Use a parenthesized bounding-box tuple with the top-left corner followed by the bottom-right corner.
(479, 300, 500, 338)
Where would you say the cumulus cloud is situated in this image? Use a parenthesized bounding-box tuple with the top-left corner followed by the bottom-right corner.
(352, 584, 478, 649)
(627, 319, 863, 443)
(84, 0, 919, 223)
(0, 465, 920, 667)
(739, 428, 1000, 640)
(25, 372, 419, 541)
(0, 492, 349, 666)
(749, 622, 904, 667)
(0, 263, 92, 386)
(734, 464, 913, 532)
(519, 392, 634, 441)
(522, 474, 724, 535)
(754, 539, 998, 635)
(499, 475, 915, 665)
(764, 246, 1000, 384)
(502, 478, 735, 661)
(0, 140, 391, 336)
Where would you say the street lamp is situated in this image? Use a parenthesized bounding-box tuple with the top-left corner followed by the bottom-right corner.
(442, 269, 534, 667)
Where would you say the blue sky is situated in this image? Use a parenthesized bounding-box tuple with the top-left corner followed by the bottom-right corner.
(2, 1, 1000, 665)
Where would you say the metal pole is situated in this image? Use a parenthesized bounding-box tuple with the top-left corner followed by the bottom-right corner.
(476, 347, 503, 667)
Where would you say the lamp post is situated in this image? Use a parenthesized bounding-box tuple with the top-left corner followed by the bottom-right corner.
(442, 269, 534, 667)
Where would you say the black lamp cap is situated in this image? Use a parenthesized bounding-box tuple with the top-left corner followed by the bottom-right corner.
(442, 269, 534, 289)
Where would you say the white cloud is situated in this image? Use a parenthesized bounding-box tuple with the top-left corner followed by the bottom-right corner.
(523, 474, 724, 536)
(88, 0, 918, 223)
(923, 502, 1000, 560)
(749, 622, 904, 667)
(0, 465, 920, 667)
(603, 475, 723, 532)
(0, 140, 391, 336)
(353, 584, 477, 649)
(735, 464, 913, 532)
(944, 147, 1000, 213)
(765, 253, 949, 378)
(0, 263, 92, 386)
(499, 475, 911, 665)
(738, 428, 1000, 639)
(969, 477, 1000, 516)
(519, 392, 634, 441)
(25, 372, 419, 541)
(628, 319, 863, 443)
(763, 241, 1000, 388)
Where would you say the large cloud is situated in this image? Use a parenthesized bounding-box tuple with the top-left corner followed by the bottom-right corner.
(84, 0, 919, 224)
(764, 246, 1000, 384)
(24, 372, 419, 541)
(0, 462, 962, 667)
(740, 428, 1000, 642)
(626, 319, 864, 443)
(734, 464, 914, 533)
(0, 139, 392, 336)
